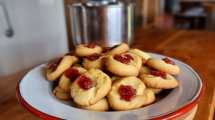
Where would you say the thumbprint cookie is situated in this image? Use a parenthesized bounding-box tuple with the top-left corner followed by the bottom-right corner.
(105, 53, 142, 76)
(146, 57, 180, 75)
(106, 43, 129, 55)
(82, 53, 104, 70)
(75, 44, 102, 57)
(140, 69, 179, 89)
(71, 69, 112, 106)
(81, 98, 109, 111)
(46, 55, 78, 81)
(147, 88, 162, 94)
(53, 86, 71, 100)
(107, 77, 155, 110)
(129, 49, 151, 64)
(58, 66, 87, 92)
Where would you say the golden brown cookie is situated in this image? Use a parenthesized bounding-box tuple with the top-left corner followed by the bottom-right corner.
(81, 98, 109, 111)
(71, 69, 112, 106)
(46, 55, 78, 81)
(129, 49, 151, 63)
(139, 66, 151, 76)
(82, 54, 104, 70)
(105, 52, 142, 76)
(106, 43, 129, 55)
(139, 67, 163, 94)
(111, 76, 121, 81)
(146, 57, 180, 75)
(75, 44, 102, 57)
(53, 86, 71, 100)
(141, 89, 156, 106)
(140, 69, 179, 89)
(107, 77, 155, 111)
(147, 88, 162, 94)
(58, 66, 87, 92)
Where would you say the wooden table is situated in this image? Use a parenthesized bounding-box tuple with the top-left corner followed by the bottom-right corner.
(0, 28, 214, 120)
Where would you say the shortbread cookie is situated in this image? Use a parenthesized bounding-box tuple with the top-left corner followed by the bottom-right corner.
(83, 54, 104, 70)
(75, 44, 102, 57)
(129, 49, 151, 63)
(71, 69, 112, 106)
(106, 43, 129, 55)
(111, 76, 121, 81)
(146, 57, 180, 75)
(107, 77, 155, 110)
(53, 86, 71, 100)
(140, 69, 179, 89)
(59, 66, 87, 92)
(105, 53, 142, 76)
(139, 67, 162, 94)
(46, 55, 78, 81)
(139, 66, 151, 76)
(141, 89, 156, 106)
(81, 98, 109, 111)
(147, 88, 162, 94)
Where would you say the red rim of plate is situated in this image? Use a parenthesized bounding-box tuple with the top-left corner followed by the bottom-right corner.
(16, 68, 204, 120)
(16, 82, 61, 120)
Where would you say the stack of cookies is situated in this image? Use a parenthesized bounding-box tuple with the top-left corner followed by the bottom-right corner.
(45, 43, 180, 111)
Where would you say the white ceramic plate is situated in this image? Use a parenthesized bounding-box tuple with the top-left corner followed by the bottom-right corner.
(16, 53, 203, 120)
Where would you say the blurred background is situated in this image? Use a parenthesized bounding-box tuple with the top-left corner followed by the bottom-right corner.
(65, 0, 215, 30)
(134, 0, 215, 30)
(0, 0, 215, 76)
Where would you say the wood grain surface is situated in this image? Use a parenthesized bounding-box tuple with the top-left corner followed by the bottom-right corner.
(0, 28, 214, 120)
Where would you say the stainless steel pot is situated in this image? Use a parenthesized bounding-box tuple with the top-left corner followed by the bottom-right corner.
(69, 0, 134, 47)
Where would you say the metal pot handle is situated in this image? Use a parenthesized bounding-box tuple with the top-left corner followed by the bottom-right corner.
(0, 1, 14, 38)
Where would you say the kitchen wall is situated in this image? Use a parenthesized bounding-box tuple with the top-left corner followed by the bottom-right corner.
(0, 0, 69, 76)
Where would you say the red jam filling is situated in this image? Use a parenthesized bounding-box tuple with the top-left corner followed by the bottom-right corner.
(77, 76, 93, 90)
(64, 68, 80, 82)
(85, 53, 101, 61)
(47, 58, 62, 71)
(118, 85, 136, 101)
(162, 57, 175, 65)
(114, 54, 134, 64)
(150, 70, 166, 79)
(85, 43, 96, 48)
(102, 47, 109, 53)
